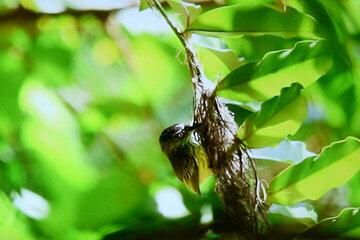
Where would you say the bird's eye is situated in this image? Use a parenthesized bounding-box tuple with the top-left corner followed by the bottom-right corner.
(177, 132, 184, 138)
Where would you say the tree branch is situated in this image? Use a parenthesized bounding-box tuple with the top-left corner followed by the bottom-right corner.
(148, 1, 266, 239)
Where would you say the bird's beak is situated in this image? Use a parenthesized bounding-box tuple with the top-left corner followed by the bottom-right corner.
(187, 123, 204, 131)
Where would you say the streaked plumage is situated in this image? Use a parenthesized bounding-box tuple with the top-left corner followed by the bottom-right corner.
(159, 123, 211, 194)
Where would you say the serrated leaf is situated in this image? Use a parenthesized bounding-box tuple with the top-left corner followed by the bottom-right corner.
(297, 208, 360, 239)
(238, 83, 307, 148)
(188, 3, 321, 38)
(268, 137, 360, 205)
(217, 40, 333, 102)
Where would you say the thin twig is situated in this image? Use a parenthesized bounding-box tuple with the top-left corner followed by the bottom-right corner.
(147, 0, 202, 83)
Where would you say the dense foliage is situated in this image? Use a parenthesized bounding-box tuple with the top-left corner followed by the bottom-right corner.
(1, 0, 360, 239)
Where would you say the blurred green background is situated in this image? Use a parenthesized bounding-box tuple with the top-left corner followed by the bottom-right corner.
(1, 0, 360, 239)
(0, 1, 220, 239)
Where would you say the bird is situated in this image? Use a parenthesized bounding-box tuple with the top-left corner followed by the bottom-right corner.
(159, 123, 212, 194)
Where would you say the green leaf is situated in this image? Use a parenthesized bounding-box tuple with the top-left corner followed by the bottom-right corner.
(188, 4, 320, 38)
(267, 202, 317, 235)
(217, 40, 333, 102)
(267, 214, 309, 235)
(139, 0, 150, 10)
(269, 202, 318, 225)
(196, 45, 244, 81)
(253, 139, 315, 183)
(267, 137, 360, 205)
(256, 159, 292, 183)
(346, 171, 360, 206)
(223, 35, 296, 62)
(238, 83, 307, 148)
(166, 0, 201, 27)
(226, 0, 275, 5)
(250, 139, 316, 163)
(297, 208, 360, 239)
(139, 0, 201, 27)
(224, 99, 262, 113)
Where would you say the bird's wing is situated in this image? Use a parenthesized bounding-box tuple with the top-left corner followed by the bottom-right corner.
(169, 150, 201, 194)
(183, 165, 200, 194)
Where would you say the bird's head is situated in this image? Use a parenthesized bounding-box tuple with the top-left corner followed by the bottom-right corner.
(159, 123, 203, 155)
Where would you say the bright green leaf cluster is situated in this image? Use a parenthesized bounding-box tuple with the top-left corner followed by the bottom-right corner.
(299, 208, 360, 239)
(188, 3, 321, 38)
(238, 83, 307, 148)
(217, 40, 333, 102)
(268, 137, 360, 205)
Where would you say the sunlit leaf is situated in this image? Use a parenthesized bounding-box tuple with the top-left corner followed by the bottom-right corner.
(297, 208, 360, 239)
(267, 202, 317, 235)
(139, 0, 150, 10)
(188, 4, 320, 38)
(224, 98, 261, 113)
(238, 83, 307, 148)
(346, 171, 360, 206)
(139, 0, 201, 28)
(269, 202, 317, 224)
(268, 137, 360, 205)
(285, 0, 306, 13)
(196, 45, 244, 81)
(166, 0, 201, 27)
(217, 40, 333, 102)
(343, 0, 360, 33)
(225, 101, 255, 126)
(250, 139, 316, 163)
